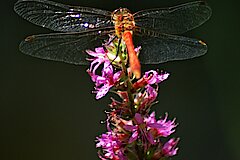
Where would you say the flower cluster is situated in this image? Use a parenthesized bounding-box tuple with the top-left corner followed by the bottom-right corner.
(96, 112, 178, 160)
(86, 37, 179, 159)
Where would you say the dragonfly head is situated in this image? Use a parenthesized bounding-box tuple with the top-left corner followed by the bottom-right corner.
(111, 8, 135, 38)
(111, 8, 131, 18)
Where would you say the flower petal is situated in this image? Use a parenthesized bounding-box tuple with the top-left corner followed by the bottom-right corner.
(128, 130, 138, 143)
(96, 85, 111, 99)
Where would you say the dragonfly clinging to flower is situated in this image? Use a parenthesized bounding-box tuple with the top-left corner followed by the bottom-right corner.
(14, 0, 211, 78)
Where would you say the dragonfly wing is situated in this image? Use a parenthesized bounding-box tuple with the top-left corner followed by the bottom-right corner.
(19, 27, 114, 65)
(14, 0, 112, 32)
(133, 31, 207, 64)
(134, 1, 211, 34)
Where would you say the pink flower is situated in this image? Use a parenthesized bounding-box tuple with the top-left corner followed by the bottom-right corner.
(96, 131, 126, 160)
(145, 112, 177, 137)
(144, 70, 169, 84)
(162, 138, 179, 157)
(86, 47, 110, 75)
(133, 70, 169, 112)
(88, 62, 122, 99)
(87, 47, 122, 99)
(132, 70, 169, 91)
(123, 113, 155, 145)
(143, 85, 158, 104)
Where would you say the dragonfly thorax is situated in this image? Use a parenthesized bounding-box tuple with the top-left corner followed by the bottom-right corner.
(111, 8, 135, 38)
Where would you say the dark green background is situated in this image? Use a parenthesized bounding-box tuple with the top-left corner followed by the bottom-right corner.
(1, 0, 239, 159)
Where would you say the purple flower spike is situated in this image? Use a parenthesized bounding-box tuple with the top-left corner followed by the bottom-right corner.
(86, 36, 180, 159)
(162, 138, 179, 157)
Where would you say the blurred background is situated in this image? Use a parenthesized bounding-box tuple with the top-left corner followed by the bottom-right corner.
(1, 0, 239, 159)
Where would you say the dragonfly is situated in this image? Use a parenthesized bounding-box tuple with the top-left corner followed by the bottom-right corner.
(14, 0, 211, 78)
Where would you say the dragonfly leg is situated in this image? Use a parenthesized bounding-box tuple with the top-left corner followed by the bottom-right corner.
(106, 35, 118, 45)
(110, 37, 122, 64)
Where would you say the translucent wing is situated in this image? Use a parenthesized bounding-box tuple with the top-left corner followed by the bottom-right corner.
(14, 0, 112, 32)
(134, 29, 207, 64)
(19, 27, 115, 65)
(134, 1, 211, 34)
